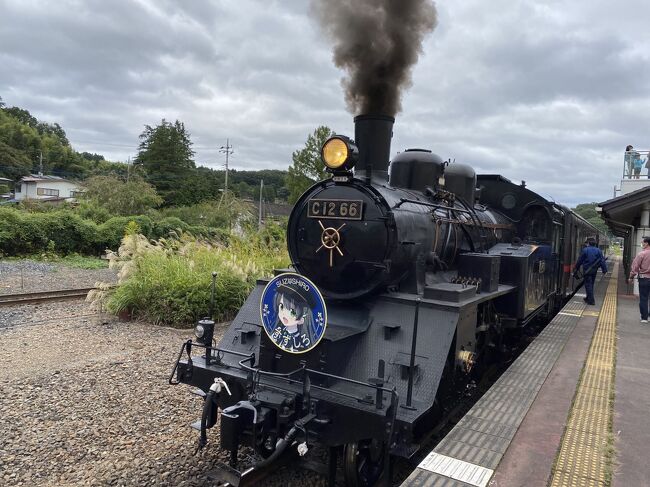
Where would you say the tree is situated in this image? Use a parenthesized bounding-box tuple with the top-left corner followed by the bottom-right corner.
(4, 106, 38, 127)
(286, 126, 332, 203)
(37, 121, 69, 146)
(134, 119, 195, 206)
(572, 202, 610, 236)
(0, 100, 128, 181)
(80, 175, 163, 217)
(0, 140, 32, 180)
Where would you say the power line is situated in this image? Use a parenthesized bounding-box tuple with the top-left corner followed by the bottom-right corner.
(67, 138, 240, 151)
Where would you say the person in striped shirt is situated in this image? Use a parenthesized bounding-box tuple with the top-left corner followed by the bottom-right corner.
(628, 236, 650, 323)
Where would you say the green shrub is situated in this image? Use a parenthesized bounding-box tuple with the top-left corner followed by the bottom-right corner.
(0, 208, 161, 256)
(59, 254, 109, 269)
(0, 208, 31, 255)
(158, 198, 254, 230)
(35, 211, 99, 254)
(76, 200, 113, 223)
(17, 199, 76, 213)
(187, 225, 230, 243)
(97, 215, 154, 251)
(0, 208, 99, 255)
(151, 216, 190, 239)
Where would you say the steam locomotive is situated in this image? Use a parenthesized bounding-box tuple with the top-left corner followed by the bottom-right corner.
(170, 115, 605, 487)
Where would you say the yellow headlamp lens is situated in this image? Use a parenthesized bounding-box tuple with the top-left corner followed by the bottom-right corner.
(322, 138, 349, 169)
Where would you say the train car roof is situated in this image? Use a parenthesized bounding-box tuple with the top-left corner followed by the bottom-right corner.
(477, 174, 602, 235)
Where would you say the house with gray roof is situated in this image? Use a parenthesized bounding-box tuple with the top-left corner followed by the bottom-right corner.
(14, 174, 83, 202)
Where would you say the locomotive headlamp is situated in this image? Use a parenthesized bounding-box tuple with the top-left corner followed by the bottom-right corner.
(195, 318, 215, 345)
(322, 136, 358, 172)
(194, 323, 205, 339)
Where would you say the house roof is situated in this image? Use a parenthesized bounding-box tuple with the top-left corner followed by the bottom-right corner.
(20, 174, 71, 183)
(0, 177, 12, 182)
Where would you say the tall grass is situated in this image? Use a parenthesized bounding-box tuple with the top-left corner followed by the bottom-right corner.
(99, 227, 289, 327)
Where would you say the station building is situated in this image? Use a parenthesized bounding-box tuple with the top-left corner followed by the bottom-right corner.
(598, 148, 650, 294)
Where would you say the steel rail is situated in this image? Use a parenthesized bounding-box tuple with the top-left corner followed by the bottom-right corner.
(0, 288, 96, 306)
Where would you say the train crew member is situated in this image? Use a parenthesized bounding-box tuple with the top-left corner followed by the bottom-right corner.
(628, 236, 650, 323)
(574, 238, 608, 305)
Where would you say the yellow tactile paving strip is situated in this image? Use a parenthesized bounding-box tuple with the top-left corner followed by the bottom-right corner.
(549, 265, 618, 487)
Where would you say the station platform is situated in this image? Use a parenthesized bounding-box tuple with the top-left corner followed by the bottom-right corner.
(401, 257, 650, 486)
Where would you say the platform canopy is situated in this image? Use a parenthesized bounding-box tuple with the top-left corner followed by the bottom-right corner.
(599, 185, 650, 237)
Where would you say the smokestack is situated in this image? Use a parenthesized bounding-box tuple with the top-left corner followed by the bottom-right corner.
(354, 114, 394, 181)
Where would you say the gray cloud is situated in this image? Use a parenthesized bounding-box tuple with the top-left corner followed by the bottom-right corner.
(1, 0, 649, 206)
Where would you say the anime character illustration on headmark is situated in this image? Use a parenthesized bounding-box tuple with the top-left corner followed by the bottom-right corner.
(260, 273, 327, 354)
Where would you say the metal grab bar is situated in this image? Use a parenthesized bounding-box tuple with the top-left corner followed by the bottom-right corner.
(237, 356, 398, 410)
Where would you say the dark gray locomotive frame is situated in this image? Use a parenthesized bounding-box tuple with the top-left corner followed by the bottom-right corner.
(170, 115, 605, 486)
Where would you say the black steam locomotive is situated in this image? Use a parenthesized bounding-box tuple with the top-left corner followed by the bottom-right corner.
(170, 115, 605, 487)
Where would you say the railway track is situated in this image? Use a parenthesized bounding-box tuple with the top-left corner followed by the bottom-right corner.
(0, 288, 95, 306)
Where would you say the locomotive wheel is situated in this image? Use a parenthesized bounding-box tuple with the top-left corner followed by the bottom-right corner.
(343, 439, 386, 487)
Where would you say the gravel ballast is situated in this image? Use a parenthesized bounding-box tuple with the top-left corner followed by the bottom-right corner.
(0, 260, 117, 296)
(0, 302, 326, 486)
(0, 261, 396, 486)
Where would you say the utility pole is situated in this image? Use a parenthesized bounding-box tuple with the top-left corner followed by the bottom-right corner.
(258, 179, 264, 231)
(219, 139, 233, 194)
(39, 151, 43, 176)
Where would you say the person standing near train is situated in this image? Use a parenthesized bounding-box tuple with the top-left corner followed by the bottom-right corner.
(574, 238, 608, 305)
(628, 236, 650, 323)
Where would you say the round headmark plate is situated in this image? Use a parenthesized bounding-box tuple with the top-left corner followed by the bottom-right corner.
(260, 273, 327, 354)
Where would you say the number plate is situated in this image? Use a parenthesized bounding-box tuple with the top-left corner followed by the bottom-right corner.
(307, 199, 363, 220)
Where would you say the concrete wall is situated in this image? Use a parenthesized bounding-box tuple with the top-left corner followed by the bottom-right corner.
(620, 179, 650, 196)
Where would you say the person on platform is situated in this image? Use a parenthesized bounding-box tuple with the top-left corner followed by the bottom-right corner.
(574, 238, 608, 305)
(628, 236, 650, 323)
(624, 145, 637, 178)
(633, 156, 644, 179)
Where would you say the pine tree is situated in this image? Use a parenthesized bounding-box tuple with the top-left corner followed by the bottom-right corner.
(134, 119, 195, 205)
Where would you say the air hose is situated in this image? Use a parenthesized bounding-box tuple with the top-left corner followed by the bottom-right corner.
(253, 425, 299, 469)
(197, 378, 231, 452)
(198, 389, 217, 450)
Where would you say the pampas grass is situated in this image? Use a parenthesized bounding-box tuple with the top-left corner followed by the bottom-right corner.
(89, 227, 289, 328)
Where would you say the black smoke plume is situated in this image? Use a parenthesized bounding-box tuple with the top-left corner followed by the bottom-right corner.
(311, 0, 437, 116)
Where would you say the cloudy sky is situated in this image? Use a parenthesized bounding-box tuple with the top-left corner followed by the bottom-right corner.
(1, 0, 649, 206)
